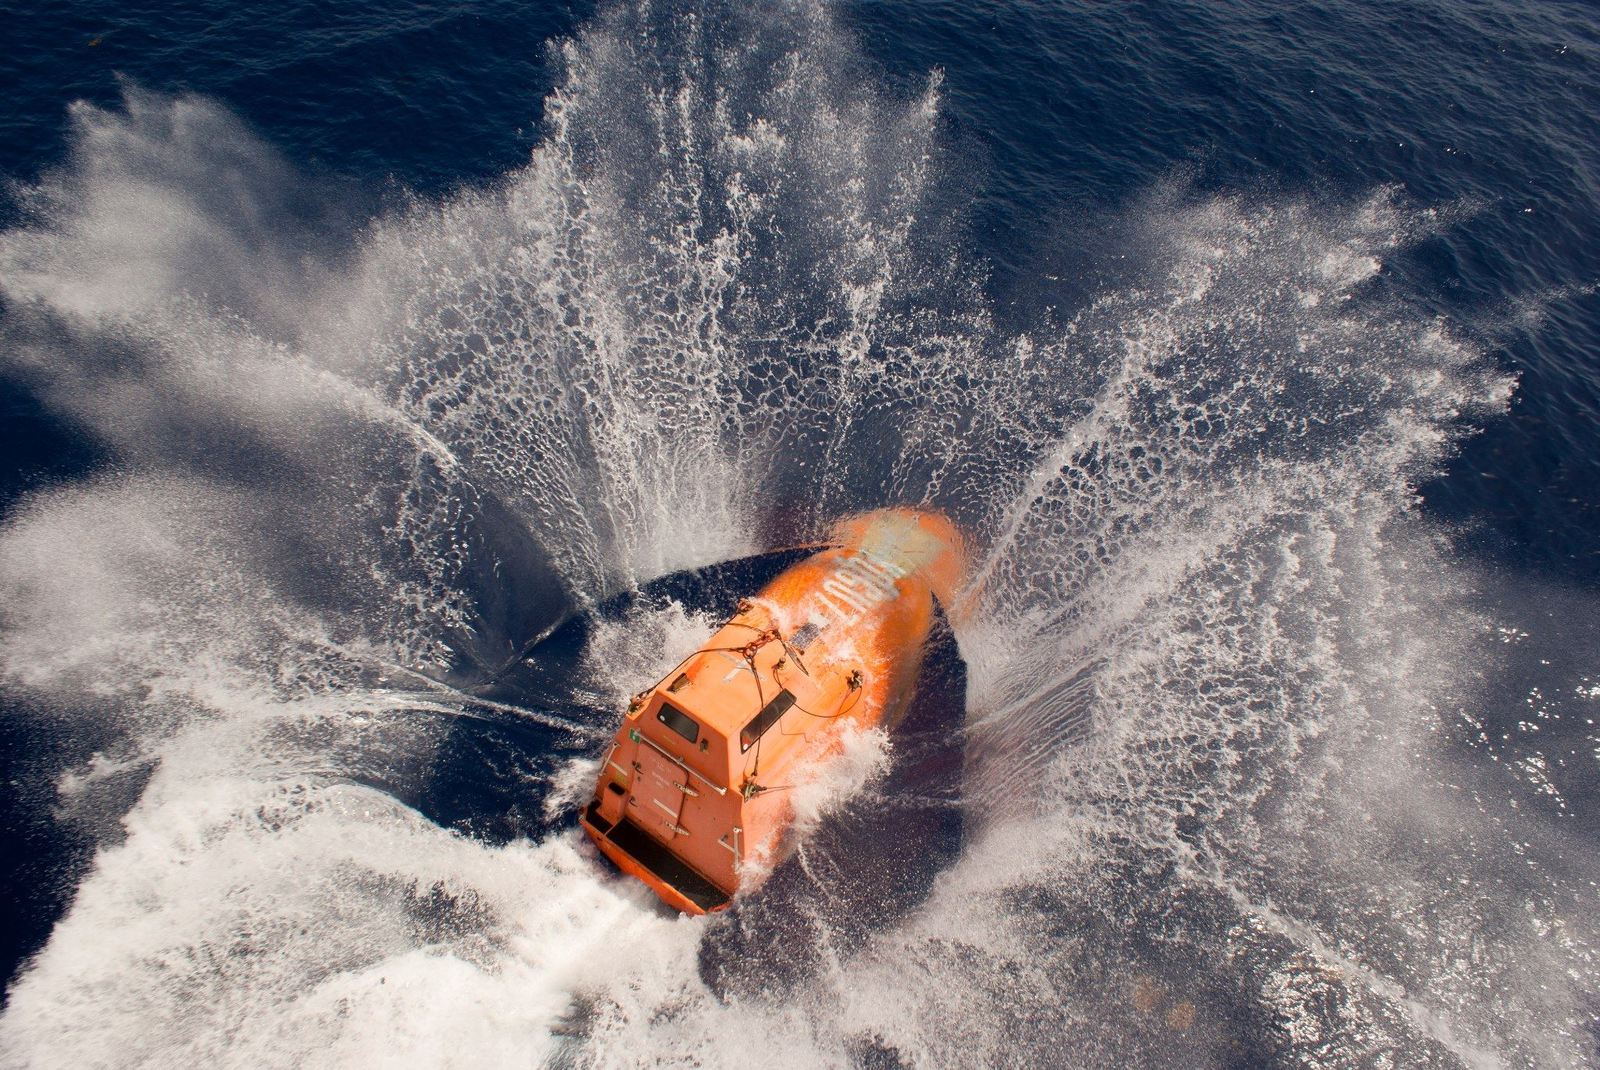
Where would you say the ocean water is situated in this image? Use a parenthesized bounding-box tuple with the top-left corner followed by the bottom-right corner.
(1, 0, 1598, 1066)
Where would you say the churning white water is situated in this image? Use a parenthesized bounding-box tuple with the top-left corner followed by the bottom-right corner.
(1, 1, 1595, 1067)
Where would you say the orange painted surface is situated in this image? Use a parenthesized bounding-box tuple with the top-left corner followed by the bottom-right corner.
(577, 508, 966, 913)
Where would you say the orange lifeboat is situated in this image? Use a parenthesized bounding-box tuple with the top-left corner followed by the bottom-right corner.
(578, 508, 965, 913)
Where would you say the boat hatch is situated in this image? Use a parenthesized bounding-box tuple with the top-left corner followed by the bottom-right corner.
(741, 689, 796, 751)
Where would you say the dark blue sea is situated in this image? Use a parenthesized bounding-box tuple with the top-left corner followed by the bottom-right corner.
(2, 0, 1598, 1065)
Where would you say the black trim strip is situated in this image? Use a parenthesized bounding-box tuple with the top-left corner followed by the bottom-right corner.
(584, 798, 615, 835)
(583, 801, 731, 911)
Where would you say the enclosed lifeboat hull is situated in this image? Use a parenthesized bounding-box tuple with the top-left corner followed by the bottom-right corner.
(578, 508, 964, 914)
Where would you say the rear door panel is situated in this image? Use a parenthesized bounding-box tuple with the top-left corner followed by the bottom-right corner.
(632, 743, 689, 841)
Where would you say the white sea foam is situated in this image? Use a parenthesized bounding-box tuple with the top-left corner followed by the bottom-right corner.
(787, 726, 892, 831)
(580, 599, 720, 707)
(1, 1, 1595, 1067)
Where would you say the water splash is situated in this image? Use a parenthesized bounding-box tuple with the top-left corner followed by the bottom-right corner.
(1, 1, 1594, 1067)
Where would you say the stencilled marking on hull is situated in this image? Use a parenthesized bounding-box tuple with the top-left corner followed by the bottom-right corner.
(814, 550, 910, 629)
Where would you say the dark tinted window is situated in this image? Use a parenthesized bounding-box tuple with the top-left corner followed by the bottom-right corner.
(741, 690, 796, 752)
(656, 703, 700, 744)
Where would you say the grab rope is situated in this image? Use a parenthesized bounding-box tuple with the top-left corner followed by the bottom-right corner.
(774, 659, 864, 721)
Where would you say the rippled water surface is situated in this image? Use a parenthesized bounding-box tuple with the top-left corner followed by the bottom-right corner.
(2, 1, 1598, 1066)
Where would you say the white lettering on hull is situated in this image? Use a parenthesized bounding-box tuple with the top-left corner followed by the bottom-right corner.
(813, 551, 909, 629)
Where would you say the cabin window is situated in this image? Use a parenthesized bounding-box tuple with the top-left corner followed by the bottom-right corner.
(656, 702, 700, 744)
(741, 690, 797, 752)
